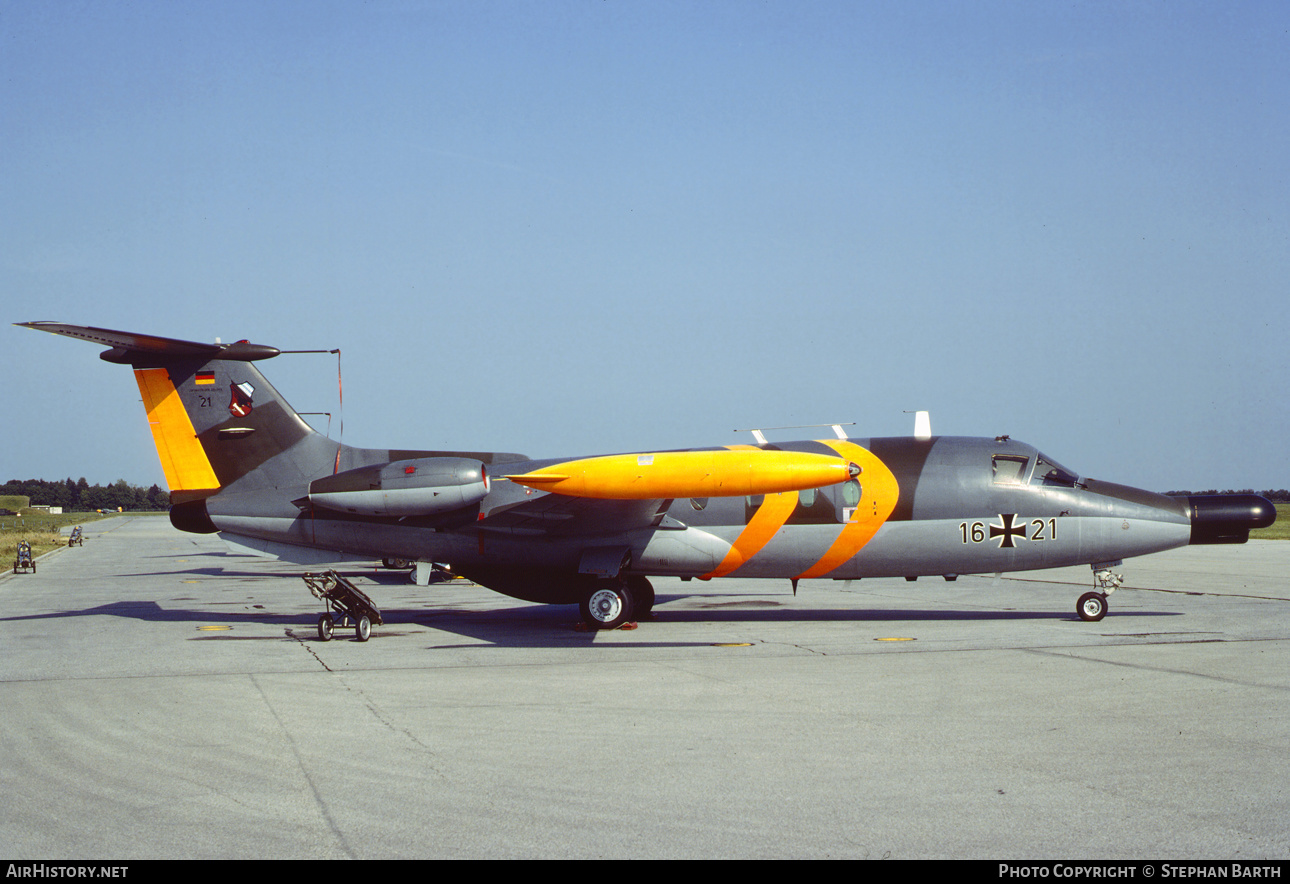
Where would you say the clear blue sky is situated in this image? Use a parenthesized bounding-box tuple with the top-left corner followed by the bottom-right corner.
(3, 0, 1287, 493)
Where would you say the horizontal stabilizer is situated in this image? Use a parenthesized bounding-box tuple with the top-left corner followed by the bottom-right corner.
(16, 322, 280, 363)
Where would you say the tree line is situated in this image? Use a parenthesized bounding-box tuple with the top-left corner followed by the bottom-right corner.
(1, 478, 170, 512)
(1165, 489, 1289, 501)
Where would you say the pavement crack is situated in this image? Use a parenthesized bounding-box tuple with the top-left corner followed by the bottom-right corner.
(1024, 645, 1290, 692)
(285, 628, 333, 671)
(250, 674, 356, 858)
(282, 633, 441, 773)
(335, 679, 447, 779)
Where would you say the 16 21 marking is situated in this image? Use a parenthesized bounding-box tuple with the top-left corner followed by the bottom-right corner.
(959, 516, 1057, 547)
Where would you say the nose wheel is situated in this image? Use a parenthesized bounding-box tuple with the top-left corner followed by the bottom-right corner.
(1077, 591, 1108, 622)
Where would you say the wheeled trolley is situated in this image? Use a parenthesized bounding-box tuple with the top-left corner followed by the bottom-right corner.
(68, 526, 84, 547)
(303, 570, 383, 642)
(13, 540, 34, 574)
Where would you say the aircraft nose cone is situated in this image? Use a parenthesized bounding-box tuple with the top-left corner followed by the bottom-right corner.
(1187, 494, 1277, 545)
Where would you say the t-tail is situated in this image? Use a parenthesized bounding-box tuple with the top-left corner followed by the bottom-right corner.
(19, 322, 340, 532)
(18, 322, 524, 550)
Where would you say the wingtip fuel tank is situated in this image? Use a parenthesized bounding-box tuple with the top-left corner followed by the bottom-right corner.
(506, 449, 858, 500)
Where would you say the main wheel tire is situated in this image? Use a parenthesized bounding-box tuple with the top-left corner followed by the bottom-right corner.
(356, 614, 372, 642)
(626, 576, 655, 618)
(1077, 592, 1107, 622)
(318, 613, 335, 641)
(580, 582, 635, 630)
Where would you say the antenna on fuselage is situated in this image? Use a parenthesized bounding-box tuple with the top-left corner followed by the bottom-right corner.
(280, 346, 343, 471)
(903, 410, 931, 440)
(734, 423, 855, 445)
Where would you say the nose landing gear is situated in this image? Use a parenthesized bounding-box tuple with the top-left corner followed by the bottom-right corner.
(1077, 564, 1124, 622)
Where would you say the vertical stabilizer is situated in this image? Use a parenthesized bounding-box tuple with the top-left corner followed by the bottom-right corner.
(144, 357, 330, 499)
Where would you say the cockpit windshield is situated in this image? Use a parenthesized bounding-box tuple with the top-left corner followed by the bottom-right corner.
(1031, 453, 1080, 488)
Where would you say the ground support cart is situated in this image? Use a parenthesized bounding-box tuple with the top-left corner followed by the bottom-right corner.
(303, 570, 383, 642)
(68, 526, 83, 547)
(13, 540, 34, 574)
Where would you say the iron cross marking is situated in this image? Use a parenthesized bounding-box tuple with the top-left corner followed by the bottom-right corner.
(990, 514, 1027, 548)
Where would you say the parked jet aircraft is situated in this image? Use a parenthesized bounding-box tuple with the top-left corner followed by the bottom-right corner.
(20, 322, 1276, 629)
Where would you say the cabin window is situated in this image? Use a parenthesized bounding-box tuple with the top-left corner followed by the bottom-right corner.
(992, 455, 1029, 485)
(841, 479, 862, 507)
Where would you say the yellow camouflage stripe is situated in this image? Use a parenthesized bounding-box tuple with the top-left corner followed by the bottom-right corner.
(703, 490, 799, 579)
(795, 440, 898, 579)
(134, 368, 219, 492)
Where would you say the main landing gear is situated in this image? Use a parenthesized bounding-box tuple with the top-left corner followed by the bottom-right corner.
(579, 576, 655, 630)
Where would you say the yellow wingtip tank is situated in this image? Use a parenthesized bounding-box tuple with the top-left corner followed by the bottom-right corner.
(506, 449, 857, 500)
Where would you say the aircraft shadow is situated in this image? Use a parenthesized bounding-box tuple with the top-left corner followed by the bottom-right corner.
(702, 595, 1170, 621)
(0, 601, 317, 626)
(109, 566, 416, 583)
(400, 597, 1185, 650)
(0, 593, 1183, 651)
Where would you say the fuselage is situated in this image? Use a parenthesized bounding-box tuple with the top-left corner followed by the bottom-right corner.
(202, 434, 1215, 604)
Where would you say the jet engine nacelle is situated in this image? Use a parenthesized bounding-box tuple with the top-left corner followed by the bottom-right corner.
(308, 457, 490, 518)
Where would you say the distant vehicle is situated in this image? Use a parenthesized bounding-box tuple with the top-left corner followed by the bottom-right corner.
(0, 508, 16, 516)
(13, 540, 34, 574)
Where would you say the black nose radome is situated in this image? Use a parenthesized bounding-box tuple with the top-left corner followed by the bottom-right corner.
(1188, 494, 1277, 545)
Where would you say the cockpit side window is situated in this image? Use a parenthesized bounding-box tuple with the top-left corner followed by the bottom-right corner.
(1032, 453, 1080, 488)
(992, 455, 1029, 485)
